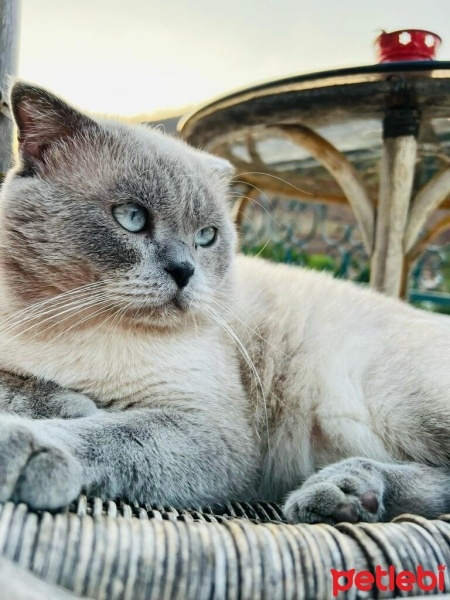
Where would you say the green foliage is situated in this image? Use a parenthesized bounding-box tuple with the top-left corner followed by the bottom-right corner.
(241, 241, 365, 279)
(241, 241, 450, 315)
(411, 301, 450, 315)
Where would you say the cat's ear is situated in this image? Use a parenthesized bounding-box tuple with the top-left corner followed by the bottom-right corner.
(10, 81, 96, 164)
(197, 151, 235, 181)
(206, 155, 235, 178)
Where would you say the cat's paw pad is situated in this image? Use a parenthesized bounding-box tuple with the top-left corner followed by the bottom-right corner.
(283, 458, 385, 524)
(0, 419, 82, 509)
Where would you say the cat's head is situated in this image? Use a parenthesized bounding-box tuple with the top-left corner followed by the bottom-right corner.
(0, 82, 237, 331)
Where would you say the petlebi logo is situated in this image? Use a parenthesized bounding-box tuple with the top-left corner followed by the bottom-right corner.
(331, 564, 447, 596)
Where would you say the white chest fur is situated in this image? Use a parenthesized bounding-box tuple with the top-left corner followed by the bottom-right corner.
(0, 323, 240, 409)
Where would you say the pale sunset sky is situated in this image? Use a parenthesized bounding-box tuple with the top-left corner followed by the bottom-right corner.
(17, 0, 450, 117)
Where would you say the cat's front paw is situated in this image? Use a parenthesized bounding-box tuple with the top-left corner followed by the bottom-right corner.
(0, 416, 82, 510)
(52, 390, 99, 419)
(284, 458, 386, 524)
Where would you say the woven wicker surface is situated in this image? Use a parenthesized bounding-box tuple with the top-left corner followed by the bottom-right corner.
(1, 496, 450, 599)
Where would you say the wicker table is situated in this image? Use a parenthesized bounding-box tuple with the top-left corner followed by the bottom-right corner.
(179, 61, 450, 298)
(1, 496, 450, 599)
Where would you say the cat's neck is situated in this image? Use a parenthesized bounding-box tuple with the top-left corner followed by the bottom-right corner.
(0, 303, 228, 403)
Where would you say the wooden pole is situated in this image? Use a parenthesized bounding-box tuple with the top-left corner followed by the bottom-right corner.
(0, 0, 20, 179)
(369, 103, 420, 297)
(370, 136, 417, 296)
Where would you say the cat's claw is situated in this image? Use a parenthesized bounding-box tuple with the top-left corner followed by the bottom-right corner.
(0, 417, 82, 510)
(283, 458, 385, 524)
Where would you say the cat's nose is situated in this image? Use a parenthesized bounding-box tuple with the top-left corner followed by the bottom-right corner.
(164, 261, 195, 289)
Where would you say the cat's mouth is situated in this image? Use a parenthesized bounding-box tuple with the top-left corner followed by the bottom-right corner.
(114, 289, 192, 316)
(172, 296, 183, 310)
(171, 292, 190, 311)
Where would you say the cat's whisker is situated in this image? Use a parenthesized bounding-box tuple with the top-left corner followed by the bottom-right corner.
(0, 294, 113, 347)
(211, 294, 299, 365)
(201, 304, 270, 449)
(231, 171, 313, 198)
(192, 312, 199, 339)
(7, 287, 108, 324)
(0, 289, 111, 338)
(49, 299, 126, 344)
(252, 239, 273, 259)
(229, 190, 283, 230)
(229, 193, 278, 250)
(211, 298, 295, 404)
(2, 281, 105, 322)
(208, 296, 260, 372)
(214, 289, 261, 329)
(230, 181, 282, 229)
(106, 303, 132, 342)
(0, 281, 107, 333)
(14, 294, 112, 337)
(88, 295, 135, 344)
(209, 297, 288, 412)
(78, 305, 121, 346)
(12, 299, 116, 348)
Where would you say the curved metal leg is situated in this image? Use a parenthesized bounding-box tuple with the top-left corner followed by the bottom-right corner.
(405, 166, 450, 254)
(274, 124, 375, 254)
(403, 214, 450, 297)
(235, 121, 446, 299)
(232, 185, 259, 228)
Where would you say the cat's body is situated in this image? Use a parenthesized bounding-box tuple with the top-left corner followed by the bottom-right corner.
(234, 258, 450, 498)
(0, 82, 449, 523)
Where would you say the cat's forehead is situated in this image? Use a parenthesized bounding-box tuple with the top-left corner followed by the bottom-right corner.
(101, 124, 224, 220)
(114, 164, 217, 223)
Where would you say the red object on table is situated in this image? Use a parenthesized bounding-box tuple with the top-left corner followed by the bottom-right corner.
(375, 29, 441, 63)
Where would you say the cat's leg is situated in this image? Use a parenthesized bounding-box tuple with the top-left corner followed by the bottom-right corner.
(0, 370, 98, 419)
(284, 457, 450, 524)
(0, 408, 257, 510)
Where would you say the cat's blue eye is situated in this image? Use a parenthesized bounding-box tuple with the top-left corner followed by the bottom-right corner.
(195, 226, 217, 247)
(112, 203, 147, 233)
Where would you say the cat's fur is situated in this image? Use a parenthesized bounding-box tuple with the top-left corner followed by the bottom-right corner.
(0, 82, 450, 523)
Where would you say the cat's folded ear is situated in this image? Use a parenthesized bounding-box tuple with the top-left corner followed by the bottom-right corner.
(10, 81, 97, 165)
(198, 151, 235, 181)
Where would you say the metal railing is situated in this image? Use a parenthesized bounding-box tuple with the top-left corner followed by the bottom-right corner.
(239, 194, 450, 312)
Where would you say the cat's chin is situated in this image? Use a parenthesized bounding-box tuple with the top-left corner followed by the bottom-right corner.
(115, 293, 200, 331)
(146, 292, 191, 314)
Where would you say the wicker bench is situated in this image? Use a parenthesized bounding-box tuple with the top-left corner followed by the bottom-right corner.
(1, 496, 450, 599)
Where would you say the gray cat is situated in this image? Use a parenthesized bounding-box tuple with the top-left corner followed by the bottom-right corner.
(0, 81, 450, 524)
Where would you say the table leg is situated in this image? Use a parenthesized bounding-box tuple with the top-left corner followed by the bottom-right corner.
(232, 185, 259, 229)
(404, 166, 450, 254)
(370, 135, 418, 296)
(274, 125, 374, 254)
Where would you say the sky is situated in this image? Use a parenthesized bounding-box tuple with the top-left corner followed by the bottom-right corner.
(16, 0, 450, 117)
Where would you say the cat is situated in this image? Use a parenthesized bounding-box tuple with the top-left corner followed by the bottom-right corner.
(0, 81, 449, 524)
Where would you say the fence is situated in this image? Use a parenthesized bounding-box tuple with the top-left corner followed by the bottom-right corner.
(239, 194, 450, 313)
